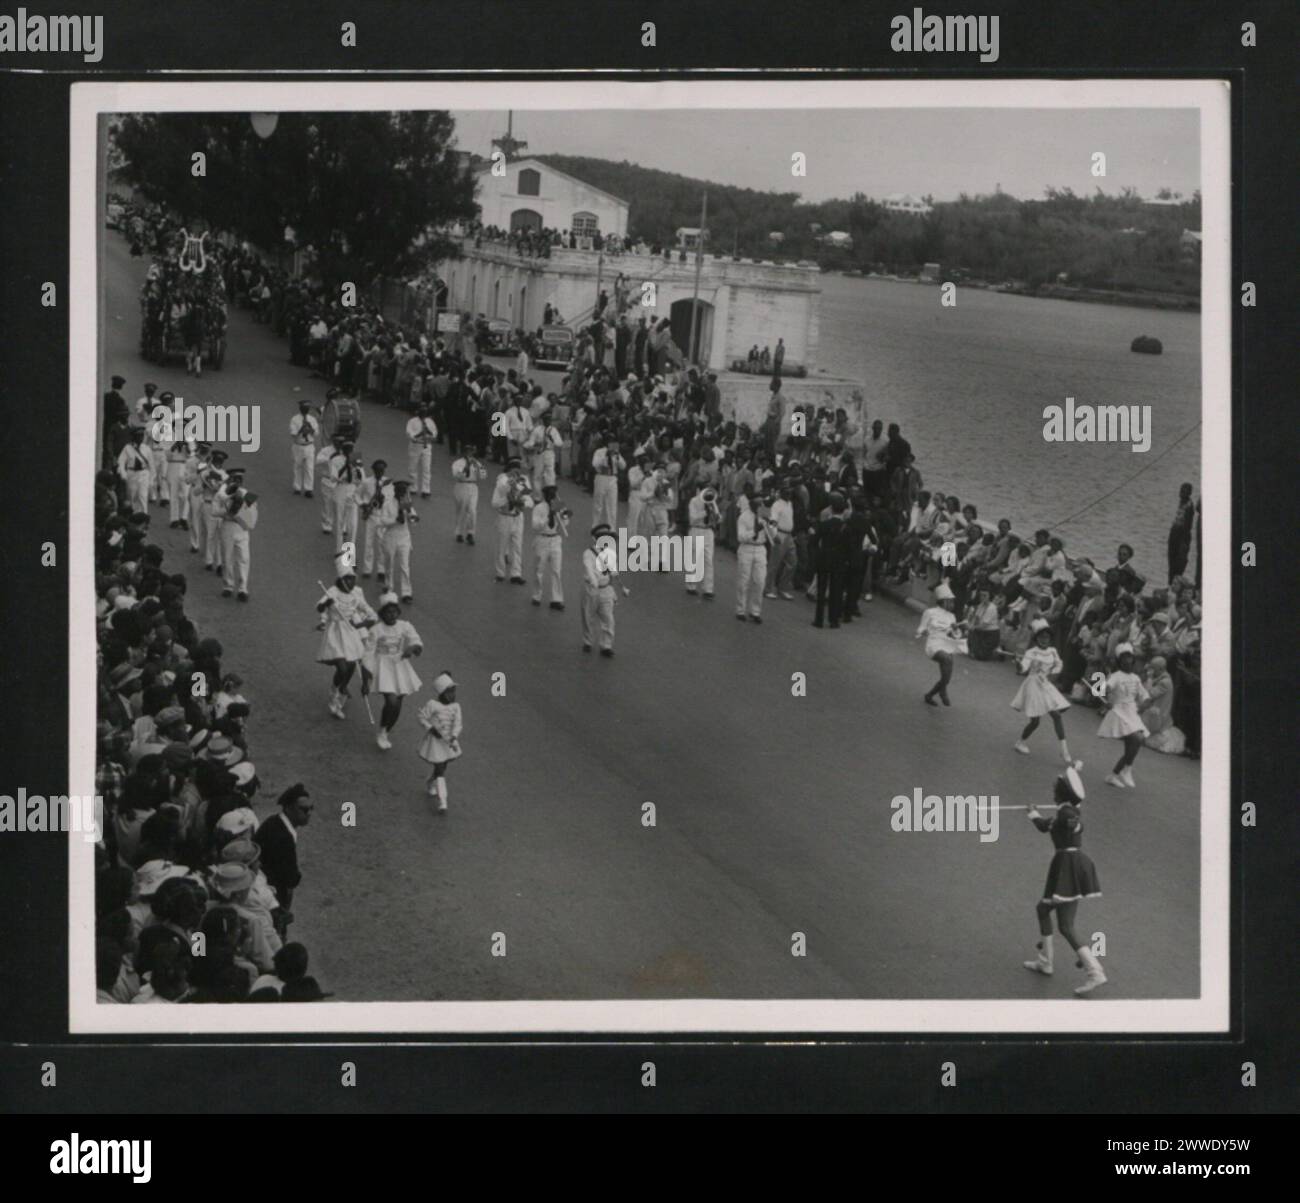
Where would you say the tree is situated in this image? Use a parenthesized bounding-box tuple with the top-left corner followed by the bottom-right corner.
(114, 112, 478, 288)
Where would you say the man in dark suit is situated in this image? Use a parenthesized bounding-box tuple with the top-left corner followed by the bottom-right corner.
(103, 375, 130, 470)
(255, 783, 312, 935)
(811, 492, 851, 629)
(842, 493, 874, 620)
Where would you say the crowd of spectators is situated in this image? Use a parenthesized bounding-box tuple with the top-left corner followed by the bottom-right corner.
(96, 368, 326, 1004)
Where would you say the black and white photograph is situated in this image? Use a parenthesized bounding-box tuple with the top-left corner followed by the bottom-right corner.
(70, 79, 1230, 1034)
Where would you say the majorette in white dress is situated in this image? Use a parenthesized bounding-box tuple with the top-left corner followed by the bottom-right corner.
(1097, 670, 1151, 738)
(916, 605, 967, 657)
(316, 585, 377, 663)
(363, 618, 423, 695)
(1012, 646, 1071, 718)
(417, 699, 463, 764)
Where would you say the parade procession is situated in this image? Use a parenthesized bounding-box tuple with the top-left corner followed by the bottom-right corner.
(91, 105, 1207, 1011)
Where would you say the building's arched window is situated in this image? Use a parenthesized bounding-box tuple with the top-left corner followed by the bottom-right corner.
(571, 211, 599, 237)
(518, 168, 541, 196)
(510, 208, 542, 233)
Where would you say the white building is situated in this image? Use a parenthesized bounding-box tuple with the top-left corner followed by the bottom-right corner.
(882, 192, 933, 216)
(473, 157, 628, 240)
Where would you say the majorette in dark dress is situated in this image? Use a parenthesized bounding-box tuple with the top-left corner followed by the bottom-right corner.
(1022, 762, 1108, 995)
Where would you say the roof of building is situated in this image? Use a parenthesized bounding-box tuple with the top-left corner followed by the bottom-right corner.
(475, 157, 629, 209)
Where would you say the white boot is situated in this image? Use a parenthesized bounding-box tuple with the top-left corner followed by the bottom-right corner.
(425, 773, 440, 797)
(1059, 739, 1072, 765)
(1074, 946, 1107, 995)
(376, 727, 391, 750)
(1105, 771, 1127, 788)
(328, 689, 344, 718)
(1023, 934, 1054, 976)
(1120, 766, 1136, 788)
(1014, 740, 1031, 755)
(436, 777, 448, 813)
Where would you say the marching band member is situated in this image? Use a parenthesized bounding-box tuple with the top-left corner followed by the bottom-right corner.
(184, 441, 212, 554)
(357, 459, 390, 581)
(644, 461, 675, 544)
(362, 592, 423, 750)
(213, 465, 257, 602)
(450, 444, 487, 544)
(916, 581, 967, 706)
(316, 556, 378, 719)
(734, 491, 771, 623)
(132, 381, 159, 432)
(581, 523, 626, 657)
(503, 394, 534, 469)
(145, 389, 174, 505)
(201, 449, 229, 573)
(328, 440, 362, 556)
(491, 457, 532, 584)
(117, 427, 154, 516)
(626, 451, 649, 538)
(685, 484, 720, 599)
(289, 400, 319, 496)
(405, 403, 438, 498)
(1012, 617, 1073, 763)
(316, 434, 341, 534)
(530, 484, 569, 610)
(378, 480, 419, 604)
(1022, 762, 1107, 995)
(1099, 642, 1151, 789)
(165, 432, 191, 530)
(527, 410, 564, 493)
(417, 672, 462, 813)
(590, 438, 625, 530)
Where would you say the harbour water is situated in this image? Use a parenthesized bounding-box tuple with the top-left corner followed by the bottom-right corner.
(812, 273, 1203, 576)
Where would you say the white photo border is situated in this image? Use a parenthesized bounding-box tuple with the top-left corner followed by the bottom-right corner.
(69, 77, 1231, 1034)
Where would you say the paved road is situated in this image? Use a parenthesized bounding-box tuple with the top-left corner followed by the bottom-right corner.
(103, 233, 1200, 1001)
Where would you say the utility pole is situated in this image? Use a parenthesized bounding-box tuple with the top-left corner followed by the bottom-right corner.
(688, 190, 708, 367)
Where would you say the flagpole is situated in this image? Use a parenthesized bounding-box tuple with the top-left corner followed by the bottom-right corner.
(688, 190, 707, 367)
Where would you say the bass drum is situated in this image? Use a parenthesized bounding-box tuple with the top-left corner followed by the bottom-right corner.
(322, 396, 361, 444)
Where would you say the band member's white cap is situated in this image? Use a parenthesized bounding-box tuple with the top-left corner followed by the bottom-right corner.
(378, 592, 400, 610)
(334, 553, 356, 577)
(933, 582, 955, 601)
(433, 672, 456, 694)
(1030, 617, 1050, 632)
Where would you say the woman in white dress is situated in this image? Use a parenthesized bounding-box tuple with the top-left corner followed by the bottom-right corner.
(915, 581, 967, 707)
(1012, 618, 1073, 762)
(417, 673, 462, 813)
(362, 593, 423, 750)
(1098, 642, 1151, 788)
(315, 556, 378, 719)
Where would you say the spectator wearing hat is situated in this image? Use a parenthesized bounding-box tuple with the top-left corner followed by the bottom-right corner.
(209, 862, 281, 972)
(255, 784, 312, 932)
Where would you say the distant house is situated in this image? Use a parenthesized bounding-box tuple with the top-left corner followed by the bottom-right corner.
(823, 230, 853, 248)
(675, 227, 703, 251)
(1180, 228, 1203, 248)
(882, 192, 933, 216)
(473, 156, 628, 238)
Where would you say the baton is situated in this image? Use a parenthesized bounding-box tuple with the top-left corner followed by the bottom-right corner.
(362, 692, 375, 725)
(990, 802, 1065, 811)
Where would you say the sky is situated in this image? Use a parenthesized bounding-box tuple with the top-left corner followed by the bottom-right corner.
(449, 108, 1200, 204)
